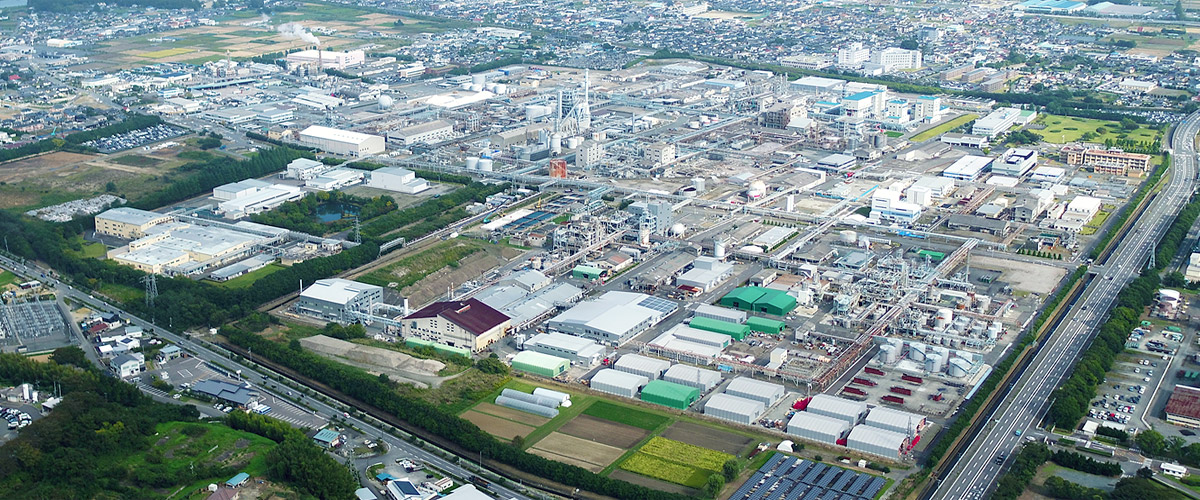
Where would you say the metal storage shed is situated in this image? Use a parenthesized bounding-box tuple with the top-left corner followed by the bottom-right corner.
(725, 376, 786, 406)
(590, 369, 649, 398)
(640, 380, 701, 409)
(663, 364, 723, 392)
(720, 287, 768, 310)
(846, 426, 908, 459)
(704, 393, 765, 425)
(689, 316, 749, 341)
(511, 351, 570, 378)
(747, 316, 787, 334)
(720, 287, 797, 315)
(694, 303, 747, 324)
(806, 394, 869, 425)
(613, 353, 672, 380)
(571, 265, 604, 281)
(863, 406, 926, 437)
(786, 412, 851, 445)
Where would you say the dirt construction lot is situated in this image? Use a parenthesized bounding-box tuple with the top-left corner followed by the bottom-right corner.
(460, 410, 535, 440)
(659, 421, 753, 455)
(472, 402, 551, 427)
(559, 415, 649, 448)
(0, 152, 100, 184)
(972, 256, 1065, 295)
(528, 432, 625, 473)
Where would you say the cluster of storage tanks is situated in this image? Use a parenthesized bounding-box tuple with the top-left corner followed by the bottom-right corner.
(461, 74, 507, 94)
(876, 337, 983, 379)
(465, 157, 495, 171)
(687, 114, 721, 129)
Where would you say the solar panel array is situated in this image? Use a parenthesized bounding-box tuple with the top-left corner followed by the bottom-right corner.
(728, 455, 887, 500)
(510, 210, 555, 230)
(637, 295, 678, 314)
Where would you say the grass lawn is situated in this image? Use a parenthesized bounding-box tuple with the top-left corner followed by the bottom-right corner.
(885, 131, 904, 138)
(356, 238, 490, 289)
(64, 241, 107, 259)
(0, 270, 18, 288)
(583, 400, 671, 430)
(1033, 114, 1162, 144)
(211, 263, 286, 289)
(910, 114, 979, 142)
(99, 283, 144, 303)
(134, 421, 274, 500)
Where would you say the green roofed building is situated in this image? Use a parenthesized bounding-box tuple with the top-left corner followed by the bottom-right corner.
(571, 265, 604, 281)
(917, 249, 945, 262)
(405, 338, 435, 349)
(433, 343, 471, 358)
(640, 379, 700, 409)
(747, 316, 787, 334)
(512, 351, 570, 378)
(689, 316, 749, 341)
(719, 287, 797, 316)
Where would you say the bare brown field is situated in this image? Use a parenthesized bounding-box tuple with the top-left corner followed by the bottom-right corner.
(472, 402, 551, 426)
(558, 414, 649, 448)
(659, 421, 753, 455)
(461, 410, 535, 440)
(528, 432, 624, 472)
(0, 151, 99, 183)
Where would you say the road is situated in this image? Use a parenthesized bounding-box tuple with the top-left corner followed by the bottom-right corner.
(931, 111, 1200, 499)
(0, 255, 532, 500)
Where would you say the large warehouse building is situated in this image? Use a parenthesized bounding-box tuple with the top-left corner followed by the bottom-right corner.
(704, 393, 765, 425)
(299, 125, 385, 157)
(719, 287, 797, 316)
(662, 364, 723, 392)
(95, 207, 173, 239)
(295, 279, 383, 324)
(863, 406, 927, 437)
(548, 291, 677, 346)
(510, 351, 570, 378)
(725, 377, 786, 407)
(368, 167, 430, 194)
(806, 394, 869, 425)
(590, 368, 649, 398)
(1165, 385, 1200, 428)
(640, 380, 700, 409)
(522, 332, 607, 367)
(402, 298, 511, 352)
(846, 426, 909, 459)
(786, 412, 851, 445)
(613, 353, 672, 380)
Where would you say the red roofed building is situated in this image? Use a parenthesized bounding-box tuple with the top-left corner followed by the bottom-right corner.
(402, 298, 511, 352)
(1165, 384, 1200, 428)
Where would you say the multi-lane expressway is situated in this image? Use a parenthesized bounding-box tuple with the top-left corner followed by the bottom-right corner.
(932, 111, 1200, 499)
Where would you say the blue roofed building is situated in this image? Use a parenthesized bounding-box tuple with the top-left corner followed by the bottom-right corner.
(312, 428, 343, 448)
(1014, 0, 1085, 12)
(226, 472, 249, 488)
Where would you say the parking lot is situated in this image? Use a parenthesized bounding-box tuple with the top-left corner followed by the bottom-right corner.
(149, 356, 328, 428)
(1085, 327, 1178, 435)
(0, 403, 41, 445)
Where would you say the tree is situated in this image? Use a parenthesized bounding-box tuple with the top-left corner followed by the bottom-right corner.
(1137, 429, 1167, 456)
(511, 435, 525, 449)
(104, 181, 117, 192)
(1177, 0, 1187, 20)
(1164, 271, 1186, 288)
(267, 435, 358, 499)
(722, 458, 741, 482)
(899, 39, 919, 50)
(703, 473, 725, 498)
(1137, 466, 1154, 479)
(49, 346, 91, 369)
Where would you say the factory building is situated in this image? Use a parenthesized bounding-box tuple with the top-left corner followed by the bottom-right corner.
(693, 303, 747, 324)
(870, 189, 922, 224)
(1060, 146, 1153, 176)
(214, 179, 304, 218)
(993, 148, 1038, 177)
(720, 287, 797, 316)
(548, 292, 677, 346)
(971, 107, 1036, 138)
(846, 426, 909, 459)
(942, 155, 993, 182)
(403, 298, 512, 352)
(575, 141, 604, 169)
(305, 168, 366, 191)
(475, 280, 583, 330)
(790, 76, 847, 96)
(1165, 384, 1200, 428)
(863, 406, 927, 438)
(285, 49, 365, 70)
(590, 368, 649, 398)
(523, 332, 607, 367)
(627, 201, 674, 235)
(704, 393, 765, 425)
(368, 167, 430, 194)
(640, 380, 700, 409)
(110, 221, 286, 275)
(1062, 196, 1102, 223)
(675, 257, 734, 292)
(613, 353, 672, 380)
(295, 279, 383, 324)
(641, 141, 676, 167)
(662, 364, 723, 392)
(724, 377, 786, 407)
(806, 394, 869, 426)
(95, 207, 173, 239)
(786, 412, 851, 445)
(387, 120, 454, 146)
(286, 158, 334, 181)
(299, 125, 385, 157)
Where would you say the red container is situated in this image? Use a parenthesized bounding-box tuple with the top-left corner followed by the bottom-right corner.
(882, 395, 905, 404)
(890, 386, 913, 396)
(852, 377, 877, 387)
(865, 367, 885, 376)
(901, 374, 924, 384)
(843, 387, 866, 396)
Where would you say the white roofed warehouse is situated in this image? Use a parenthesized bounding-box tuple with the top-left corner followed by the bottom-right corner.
(704, 393, 765, 425)
(863, 406, 927, 438)
(589, 368, 649, 398)
(547, 291, 677, 346)
(786, 412, 851, 445)
(846, 426, 909, 459)
(725, 377, 785, 407)
(613, 353, 672, 380)
(523, 332, 607, 367)
(806, 394, 869, 425)
(662, 364, 723, 392)
(295, 279, 383, 324)
(299, 125, 385, 157)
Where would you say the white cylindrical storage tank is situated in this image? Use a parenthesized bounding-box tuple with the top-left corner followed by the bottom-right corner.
(703, 393, 764, 425)
(880, 344, 899, 364)
(714, 238, 726, 259)
(740, 245, 764, 254)
(21, 383, 30, 400)
(466, 157, 480, 170)
(484, 83, 497, 92)
(689, 121, 701, 129)
(471, 74, 486, 86)
(977, 295, 992, 312)
(858, 234, 872, 249)
(530, 256, 543, 270)
(30, 390, 38, 402)
(692, 177, 706, 192)
(567, 137, 581, 149)
(468, 84, 483, 92)
(925, 353, 945, 373)
(590, 369, 648, 398)
(478, 159, 494, 171)
(550, 134, 563, 154)
(840, 230, 858, 244)
(461, 83, 472, 91)
(908, 344, 926, 361)
(948, 358, 971, 378)
(494, 83, 507, 94)
(935, 308, 953, 329)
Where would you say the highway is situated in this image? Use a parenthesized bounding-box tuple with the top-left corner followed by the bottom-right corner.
(0, 255, 532, 500)
(931, 111, 1200, 499)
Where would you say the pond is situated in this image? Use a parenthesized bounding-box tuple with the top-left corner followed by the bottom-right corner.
(316, 203, 360, 223)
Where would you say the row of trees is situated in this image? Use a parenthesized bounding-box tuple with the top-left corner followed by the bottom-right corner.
(1154, 192, 1200, 273)
(1050, 449, 1122, 476)
(993, 443, 1053, 500)
(221, 324, 687, 500)
(1131, 428, 1200, 468)
(359, 181, 508, 243)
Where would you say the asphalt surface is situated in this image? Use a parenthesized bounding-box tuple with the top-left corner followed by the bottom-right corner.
(0, 255, 532, 500)
(931, 111, 1200, 499)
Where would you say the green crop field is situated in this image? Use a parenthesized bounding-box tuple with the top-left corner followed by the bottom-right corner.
(910, 114, 978, 142)
(639, 437, 733, 472)
(1033, 114, 1162, 144)
(583, 400, 670, 430)
(619, 452, 711, 488)
(0, 270, 17, 288)
(212, 263, 287, 289)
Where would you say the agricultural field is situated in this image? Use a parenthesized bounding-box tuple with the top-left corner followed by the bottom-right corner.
(461, 410, 536, 441)
(910, 113, 978, 142)
(529, 432, 626, 472)
(1031, 114, 1162, 145)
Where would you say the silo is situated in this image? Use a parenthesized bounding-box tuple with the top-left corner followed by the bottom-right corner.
(714, 238, 726, 259)
(494, 84, 507, 94)
(692, 177, 706, 192)
(786, 194, 795, 212)
(461, 83, 472, 91)
(468, 84, 483, 92)
(947, 358, 971, 378)
(925, 353, 944, 373)
(484, 83, 497, 92)
(976, 295, 992, 312)
(988, 321, 1002, 340)
(840, 230, 858, 244)
(467, 157, 480, 170)
(971, 321, 986, 337)
(873, 133, 887, 149)
(478, 159, 494, 171)
(567, 137, 581, 149)
(551, 134, 563, 154)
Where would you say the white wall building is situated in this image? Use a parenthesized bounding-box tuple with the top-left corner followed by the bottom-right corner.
(871, 189, 922, 224)
(869, 48, 922, 71)
(286, 158, 333, 180)
(388, 120, 454, 146)
(836, 42, 870, 68)
(285, 49, 366, 70)
(299, 126, 385, 157)
(368, 167, 430, 194)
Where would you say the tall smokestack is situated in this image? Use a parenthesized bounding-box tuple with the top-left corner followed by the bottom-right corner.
(317, 46, 322, 70)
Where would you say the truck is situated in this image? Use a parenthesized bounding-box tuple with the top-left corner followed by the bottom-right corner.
(890, 386, 913, 396)
(864, 367, 886, 376)
(851, 377, 877, 387)
(901, 374, 924, 384)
